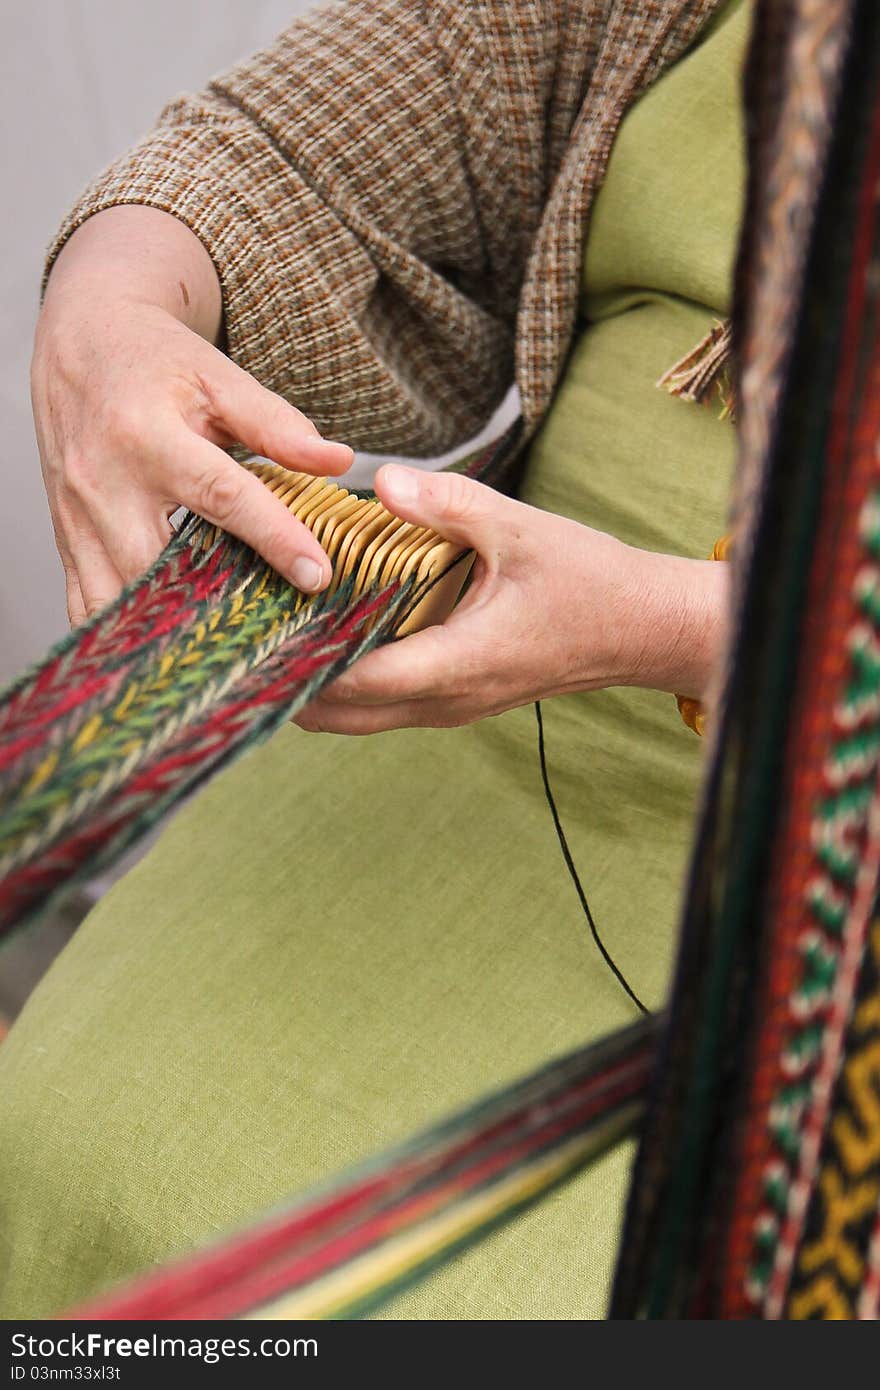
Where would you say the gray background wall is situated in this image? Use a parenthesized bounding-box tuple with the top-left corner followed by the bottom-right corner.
(0, 1, 317, 683)
(0, 0, 515, 687)
(0, 0, 517, 1006)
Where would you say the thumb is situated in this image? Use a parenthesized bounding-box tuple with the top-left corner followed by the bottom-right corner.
(374, 465, 508, 551)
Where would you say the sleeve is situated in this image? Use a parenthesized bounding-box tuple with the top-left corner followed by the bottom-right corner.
(46, 0, 587, 456)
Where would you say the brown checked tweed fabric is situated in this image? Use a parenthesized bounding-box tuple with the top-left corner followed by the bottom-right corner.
(47, 0, 723, 456)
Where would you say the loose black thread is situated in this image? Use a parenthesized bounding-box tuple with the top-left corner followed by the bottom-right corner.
(535, 700, 649, 1015)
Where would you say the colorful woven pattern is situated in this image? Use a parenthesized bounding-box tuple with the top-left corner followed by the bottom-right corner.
(722, 18, 880, 1319)
(612, 0, 880, 1320)
(0, 493, 424, 937)
(725, 236, 880, 1318)
(784, 911, 880, 1318)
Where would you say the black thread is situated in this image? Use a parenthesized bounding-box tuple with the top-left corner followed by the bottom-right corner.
(535, 700, 649, 1015)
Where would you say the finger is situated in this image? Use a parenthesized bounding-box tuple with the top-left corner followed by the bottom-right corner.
(59, 438, 178, 584)
(182, 437, 334, 591)
(207, 358, 353, 477)
(63, 515, 126, 618)
(321, 625, 461, 705)
(294, 696, 456, 736)
(374, 465, 511, 556)
(84, 503, 175, 584)
(45, 503, 88, 627)
(63, 566, 87, 628)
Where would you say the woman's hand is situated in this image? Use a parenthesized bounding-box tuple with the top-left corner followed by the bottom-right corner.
(33, 207, 352, 626)
(295, 465, 729, 735)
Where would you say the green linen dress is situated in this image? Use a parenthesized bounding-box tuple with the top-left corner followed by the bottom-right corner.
(0, 0, 749, 1319)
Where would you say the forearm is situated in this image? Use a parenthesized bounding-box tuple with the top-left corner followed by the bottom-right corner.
(40, 0, 560, 455)
(41, 206, 222, 343)
(615, 548, 730, 700)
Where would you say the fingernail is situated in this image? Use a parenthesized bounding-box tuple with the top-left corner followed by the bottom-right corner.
(304, 435, 350, 457)
(291, 556, 325, 593)
(382, 465, 419, 505)
(299, 437, 353, 473)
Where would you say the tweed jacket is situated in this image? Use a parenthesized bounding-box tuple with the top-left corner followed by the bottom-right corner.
(48, 0, 724, 456)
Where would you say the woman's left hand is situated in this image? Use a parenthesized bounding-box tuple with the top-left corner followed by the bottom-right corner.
(294, 464, 728, 735)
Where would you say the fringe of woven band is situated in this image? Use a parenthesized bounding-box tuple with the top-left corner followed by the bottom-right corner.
(658, 318, 735, 420)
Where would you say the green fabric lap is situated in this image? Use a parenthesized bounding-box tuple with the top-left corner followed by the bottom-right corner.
(0, 300, 733, 1322)
(0, 708, 679, 1319)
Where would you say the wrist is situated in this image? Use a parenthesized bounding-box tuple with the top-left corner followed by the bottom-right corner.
(614, 546, 728, 697)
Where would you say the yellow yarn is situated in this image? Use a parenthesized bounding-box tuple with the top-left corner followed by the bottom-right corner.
(675, 535, 731, 736)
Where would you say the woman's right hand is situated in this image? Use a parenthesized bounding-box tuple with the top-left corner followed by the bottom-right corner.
(32, 207, 353, 626)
